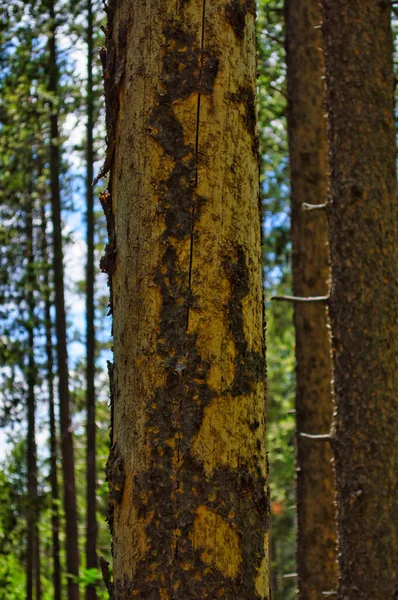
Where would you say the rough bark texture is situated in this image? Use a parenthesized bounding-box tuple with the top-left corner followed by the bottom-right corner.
(285, 1, 337, 597)
(321, 1, 398, 597)
(41, 202, 62, 600)
(85, 1, 98, 598)
(102, 1, 270, 598)
(48, 1, 80, 597)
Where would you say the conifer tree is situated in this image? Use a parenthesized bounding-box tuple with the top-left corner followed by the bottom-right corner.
(101, 1, 270, 597)
(285, 0, 337, 596)
(85, 0, 98, 598)
(322, 1, 398, 596)
(46, 0, 80, 596)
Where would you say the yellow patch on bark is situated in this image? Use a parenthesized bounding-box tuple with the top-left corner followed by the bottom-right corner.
(113, 474, 148, 578)
(192, 506, 242, 579)
(255, 533, 270, 598)
(191, 392, 265, 476)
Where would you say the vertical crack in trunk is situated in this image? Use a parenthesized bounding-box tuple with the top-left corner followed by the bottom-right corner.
(173, 2, 208, 591)
(187, 0, 207, 332)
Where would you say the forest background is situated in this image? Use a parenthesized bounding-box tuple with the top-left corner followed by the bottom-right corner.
(1, 0, 390, 599)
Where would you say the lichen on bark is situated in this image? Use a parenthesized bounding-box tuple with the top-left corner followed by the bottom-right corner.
(102, 0, 269, 598)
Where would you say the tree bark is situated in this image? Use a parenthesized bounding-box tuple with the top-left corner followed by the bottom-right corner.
(85, 0, 98, 598)
(26, 199, 39, 600)
(321, 1, 398, 597)
(41, 202, 62, 600)
(285, 1, 337, 597)
(47, 1, 80, 597)
(102, 1, 270, 597)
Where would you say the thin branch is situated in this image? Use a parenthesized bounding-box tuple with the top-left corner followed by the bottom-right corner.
(269, 83, 288, 100)
(262, 31, 285, 46)
(271, 295, 329, 303)
(322, 592, 338, 597)
(299, 432, 332, 442)
(283, 573, 298, 579)
(302, 202, 327, 212)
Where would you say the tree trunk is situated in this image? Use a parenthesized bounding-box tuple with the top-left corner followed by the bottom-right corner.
(321, 1, 398, 597)
(47, 1, 80, 597)
(41, 202, 62, 600)
(285, 1, 337, 597)
(26, 198, 40, 600)
(85, 0, 98, 598)
(26, 200, 37, 600)
(101, 1, 270, 597)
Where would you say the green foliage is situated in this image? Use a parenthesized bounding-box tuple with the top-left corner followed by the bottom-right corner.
(0, 446, 27, 600)
(257, 2, 296, 598)
(74, 567, 108, 600)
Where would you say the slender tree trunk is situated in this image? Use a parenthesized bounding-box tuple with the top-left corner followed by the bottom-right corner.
(35, 528, 41, 600)
(40, 202, 62, 600)
(269, 536, 278, 596)
(85, 1, 98, 598)
(26, 314, 36, 600)
(101, 1, 269, 597)
(321, 1, 398, 597)
(47, 1, 80, 597)
(285, 1, 337, 597)
(26, 198, 39, 600)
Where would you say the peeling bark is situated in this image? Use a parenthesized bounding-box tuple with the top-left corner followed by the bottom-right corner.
(102, 1, 269, 598)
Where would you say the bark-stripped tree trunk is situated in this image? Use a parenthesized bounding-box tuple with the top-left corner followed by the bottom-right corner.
(26, 198, 39, 600)
(47, 1, 80, 597)
(285, 1, 337, 597)
(321, 1, 398, 597)
(40, 202, 62, 600)
(85, 0, 98, 598)
(101, 1, 270, 597)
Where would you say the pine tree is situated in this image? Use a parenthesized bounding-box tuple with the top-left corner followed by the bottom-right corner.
(285, 0, 337, 596)
(40, 201, 62, 600)
(322, 1, 398, 596)
(46, 0, 80, 596)
(85, 0, 98, 598)
(101, 1, 270, 597)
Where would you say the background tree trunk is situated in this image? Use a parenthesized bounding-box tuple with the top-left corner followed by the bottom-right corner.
(285, 1, 337, 597)
(26, 198, 39, 600)
(322, 1, 398, 597)
(102, 0, 269, 597)
(85, 0, 98, 598)
(41, 201, 62, 600)
(47, 1, 80, 597)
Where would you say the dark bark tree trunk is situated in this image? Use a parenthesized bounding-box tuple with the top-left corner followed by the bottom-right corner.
(40, 202, 62, 600)
(85, 0, 98, 598)
(285, 1, 337, 597)
(101, 1, 270, 598)
(26, 198, 40, 600)
(47, 1, 80, 597)
(321, 1, 398, 597)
